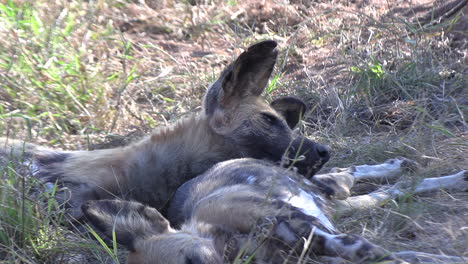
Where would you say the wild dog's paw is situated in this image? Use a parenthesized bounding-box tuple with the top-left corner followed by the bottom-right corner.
(311, 173, 353, 200)
(45, 181, 97, 221)
(459, 170, 467, 191)
(329, 167, 354, 174)
(385, 157, 420, 174)
(360, 249, 409, 264)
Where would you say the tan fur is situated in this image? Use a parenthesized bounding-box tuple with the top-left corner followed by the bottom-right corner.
(56, 114, 226, 193)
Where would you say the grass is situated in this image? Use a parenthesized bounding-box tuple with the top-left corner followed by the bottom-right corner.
(0, 145, 120, 262)
(1, 0, 467, 263)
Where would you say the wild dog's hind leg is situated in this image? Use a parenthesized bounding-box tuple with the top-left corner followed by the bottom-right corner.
(319, 250, 468, 264)
(309, 158, 419, 201)
(335, 158, 419, 184)
(394, 250, 468, 263)
(335, 170, 467, 214)
(404, 170, 467, 194)
(307, 228, 408, 264)
(270, 210, 407, 263)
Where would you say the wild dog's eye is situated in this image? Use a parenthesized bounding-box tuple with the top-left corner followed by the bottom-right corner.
(261, 113, 278, 124)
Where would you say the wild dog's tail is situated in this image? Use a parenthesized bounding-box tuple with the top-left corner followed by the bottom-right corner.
(1, 138, 36, 167)
(0, 137, 62, 174)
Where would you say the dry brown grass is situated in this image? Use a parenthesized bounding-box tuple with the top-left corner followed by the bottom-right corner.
(0, 0, 466, 263)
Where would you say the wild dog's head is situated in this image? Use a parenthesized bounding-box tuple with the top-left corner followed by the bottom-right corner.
(82, 200, 225, 264)
(204, 40, 329, 177)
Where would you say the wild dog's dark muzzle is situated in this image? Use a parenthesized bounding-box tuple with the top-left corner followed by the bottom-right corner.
(287, 136, 330, 178)
(315, 143, 330, 162)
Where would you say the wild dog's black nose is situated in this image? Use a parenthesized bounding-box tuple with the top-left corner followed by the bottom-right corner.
(316, 144, 330, 160)
(288, 137, 330, 178)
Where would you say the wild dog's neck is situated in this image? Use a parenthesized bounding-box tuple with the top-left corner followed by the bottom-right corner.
(123, 113, 238, 210)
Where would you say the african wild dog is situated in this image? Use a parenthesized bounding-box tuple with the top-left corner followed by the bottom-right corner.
(83, 158, 467, 264)
(0, 40, 330, 219)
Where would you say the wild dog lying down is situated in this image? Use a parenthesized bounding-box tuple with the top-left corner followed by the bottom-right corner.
(83, 158, 468, 264)
(0, 40, 330, 219)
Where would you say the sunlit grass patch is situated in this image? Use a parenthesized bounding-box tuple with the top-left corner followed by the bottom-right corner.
(0, 0, 140, 146)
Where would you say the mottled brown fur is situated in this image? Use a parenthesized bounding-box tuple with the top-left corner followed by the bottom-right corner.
(83, 158, 467, 263)
(83, 159, 410, 264)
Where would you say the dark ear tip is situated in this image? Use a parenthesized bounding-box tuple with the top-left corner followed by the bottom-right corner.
(271, 96, 307, 113)
(247, 40, 278, 53)
(288, 96, 307, 113)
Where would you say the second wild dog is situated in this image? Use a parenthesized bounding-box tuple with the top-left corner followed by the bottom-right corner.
(83, 158, 468, 263)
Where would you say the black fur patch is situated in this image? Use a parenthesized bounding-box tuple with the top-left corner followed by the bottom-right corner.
(34, 152, 70, 182)
(338, 234, 359, 246)
(355, 242, 373, 259)
(36, 152, 70, 165)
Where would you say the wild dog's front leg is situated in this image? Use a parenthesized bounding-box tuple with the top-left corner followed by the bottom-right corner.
(408, 170, 467, 194)
(335, 170, 467, 214)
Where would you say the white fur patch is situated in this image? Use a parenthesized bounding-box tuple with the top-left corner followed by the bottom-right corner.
(284, 189, 335, 232)
(246, 176, 256, 184)
(302, 178, 313, 186)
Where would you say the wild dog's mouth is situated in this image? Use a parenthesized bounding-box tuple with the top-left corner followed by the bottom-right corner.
(301, 158, 328, 178)
(258, 148, 284, 161)
(286, 137, 331, 178)
(282, 155, 328, 178)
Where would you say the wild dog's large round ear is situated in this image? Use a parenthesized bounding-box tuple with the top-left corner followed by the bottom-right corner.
(203, 40, 278, 116)
(270, 97, 307, 129)
(82, 200, 172, 252)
